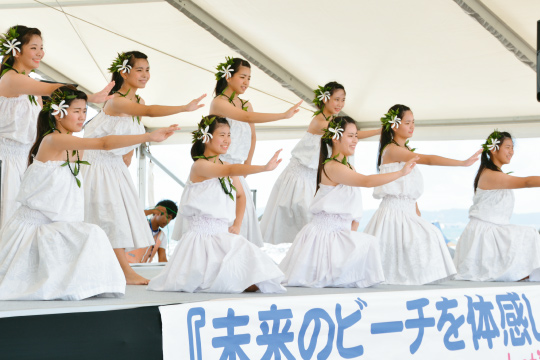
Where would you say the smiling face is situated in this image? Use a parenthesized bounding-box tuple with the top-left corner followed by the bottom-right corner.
(393, 110, 414, 139)
(491, 137, 514, 165)
(13, 34, 43, 71)
(323, 89, 346, 115)
(206, 122, 231, 155)
(226, 65, 251, 95)
(55, 99, 87, 133)
(332, 122, 358, 157)
(121, 58, 150, 89)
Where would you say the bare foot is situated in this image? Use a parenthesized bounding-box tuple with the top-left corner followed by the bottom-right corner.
(125, 268, 150, 285)
(244, 285, 259, 292)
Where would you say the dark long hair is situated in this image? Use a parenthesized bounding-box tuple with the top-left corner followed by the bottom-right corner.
(473, 131, 512, 192)
(214, 58, 251, 96)
(190, 116, 230, 161)
(316, 116, 357, 193)
(377, 104, 411, 169)
(315, 81, 346, 110)
(28, 86, 87, 166)
(0, 25, 41, 77)
(109, 51, 148, 95)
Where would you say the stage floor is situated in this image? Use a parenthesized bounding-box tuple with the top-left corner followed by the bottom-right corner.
(2, 264, 539, 318)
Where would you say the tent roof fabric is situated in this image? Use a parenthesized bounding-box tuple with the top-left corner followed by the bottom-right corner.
(1, 0, 538, 143)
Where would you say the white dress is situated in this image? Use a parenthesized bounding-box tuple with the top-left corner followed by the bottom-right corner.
(81, 111, 153, 249)
(454, 189, 540, 281)
(148, 178, 285, 293)
(0, 95, 41, 228)
(280, 184, 385, 288)
(364, 162, 456, 285)
(0, 160, 125, 300)
(216, 118, 263, 247)
(260, 132, 322, 244)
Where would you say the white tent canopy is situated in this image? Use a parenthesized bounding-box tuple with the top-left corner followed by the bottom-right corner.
(1, 0, 539, 142)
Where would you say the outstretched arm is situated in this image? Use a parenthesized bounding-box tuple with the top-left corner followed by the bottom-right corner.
(107, 94, 206, 117)
(387, 145, 482, 167)
(210, 98, 302, 124)
(357, 128, 381, 140)
(192, 150, 283, 179)
(479, 169, 540, 190)
(44, 125, 179, 152)
(325, 157, 418, 188)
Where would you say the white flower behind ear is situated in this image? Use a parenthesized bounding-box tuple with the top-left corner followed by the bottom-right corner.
(3, 38, 21, 57)
(318, 91, 331, 103)
(389, 116, 401, 129)
(487, 138, 500, 151)
(51, 100, 69, 118)
(116, 59, 132, 74)
(219, 64, 234, 79)
(199, 126, 213, 143)
(328, 126, 344, 140)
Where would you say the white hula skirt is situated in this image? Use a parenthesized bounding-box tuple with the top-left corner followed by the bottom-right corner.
(81, 151, 153, 249)
(148, 217, 285, 293)
(0, 206, 125, 300)
(280, 214, 385, 288)
(454, 218, 540, 281)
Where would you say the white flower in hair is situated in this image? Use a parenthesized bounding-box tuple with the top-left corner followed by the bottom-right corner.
(51, 100, 69, 118)
(198, 126, 213, 143)
(116, 59, 132, 74)
(3, 38, 21, 56)
(487, 138, 500, 151)
(317, 91, 331, 103)
(389, 116, 401, 129)
(219, 64, 234, 79)
(328, 126, 344, 140)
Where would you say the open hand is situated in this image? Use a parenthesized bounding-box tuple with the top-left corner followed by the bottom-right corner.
(149, 125, 180, 142)
(401, 156, 419, 176)
(264, 149, 283, 171)
(184, 94, 207, 112)
(87, 81, 115, 103)
(283, 101, 303, 119)
(463, 149, 482, 166)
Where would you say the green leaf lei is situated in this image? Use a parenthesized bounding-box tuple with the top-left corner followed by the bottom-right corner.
(193, 154, 237, 200)
(219, 89, 249, 111)
(380, 108, 402, 132)
(323, 153, 353, 170)
(116, 88, 141, 124)
(107, 52, 132, 74)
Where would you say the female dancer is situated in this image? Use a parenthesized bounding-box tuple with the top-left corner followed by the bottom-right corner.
(0, 25, 113, 227)
(205, 56, 302, 246)
(280, 116, 416, 287)
(148, 116, 285, 293)
(0, 86, 179, 300)
(261, 82, 380, 244)
(81, 51, 205, 285)
(364, 104, 481, 285)
(454, 130, 540, 281)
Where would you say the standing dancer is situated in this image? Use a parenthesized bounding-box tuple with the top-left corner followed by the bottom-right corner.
(81, 51, 205, 285)
(454, 130, 540, 281)
(0, 86, 179, 300)
(261, 82, 380, 244)
(148, 116, 285, 293)
(280, 117, 417, 288)
(364, 104, 481, 285)
(0, 25, 113, 227)
(200, 56, 301, 247)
